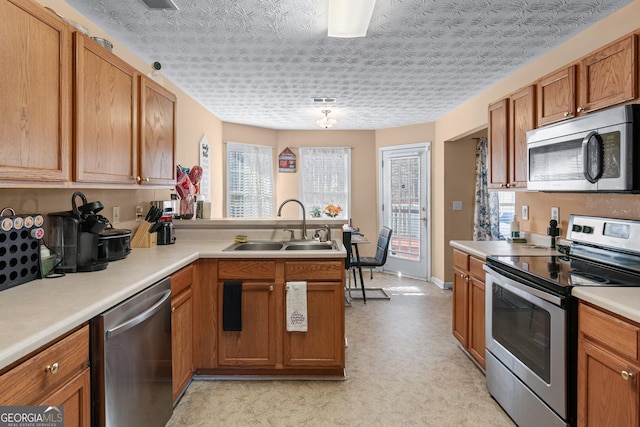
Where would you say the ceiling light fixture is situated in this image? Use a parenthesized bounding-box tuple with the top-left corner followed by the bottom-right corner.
(328, 0, 376, 38)
(141, 0, 178, 10)
(316, 110, 337, 129)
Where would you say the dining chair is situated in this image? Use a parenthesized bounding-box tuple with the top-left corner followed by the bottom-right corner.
(343, 230, 366, 304)
(358, 226, 393, 279)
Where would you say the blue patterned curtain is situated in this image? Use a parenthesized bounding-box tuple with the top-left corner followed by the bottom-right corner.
(473, 138, 500, 240)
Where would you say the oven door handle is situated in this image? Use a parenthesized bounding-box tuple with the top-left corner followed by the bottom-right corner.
(484, 265, 563, 306)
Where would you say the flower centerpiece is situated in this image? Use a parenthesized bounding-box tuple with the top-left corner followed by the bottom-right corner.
(323, 204, 342, 218)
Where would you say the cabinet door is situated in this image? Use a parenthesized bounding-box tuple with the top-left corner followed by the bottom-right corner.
(579, 34, 636, 114)
(139, 76, 176, 185)
(171, 288, 193, 401)
(468, 277, 486, 368)
(74, 33, 137, 184)
(578, 339, 639, 427)
(488, 98, 509, 189)
(38, 368, 91, 427)
(284, 282, 344, 368)
(509, 85, 535, 188)
(537, 65, 576, 126)
(0, 0, 70, 181)
(217, 282, 277, 366)
(452, 267, 469, 347)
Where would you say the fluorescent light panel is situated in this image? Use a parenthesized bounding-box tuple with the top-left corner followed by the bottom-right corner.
(328, 0, 376, 38)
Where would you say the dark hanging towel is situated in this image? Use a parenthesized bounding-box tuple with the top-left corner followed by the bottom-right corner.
(223, 281, 243, 331)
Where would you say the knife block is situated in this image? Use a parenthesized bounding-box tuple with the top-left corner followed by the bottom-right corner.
(131, 222, 157, 248)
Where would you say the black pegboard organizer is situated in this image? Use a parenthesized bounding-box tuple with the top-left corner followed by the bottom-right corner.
(0, 208, 44, 292)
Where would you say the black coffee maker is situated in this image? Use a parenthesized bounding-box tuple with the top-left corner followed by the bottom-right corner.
(47, 192, 109, 272)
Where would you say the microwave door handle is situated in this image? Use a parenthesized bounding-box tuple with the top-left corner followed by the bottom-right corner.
(582, 131, 604, 184)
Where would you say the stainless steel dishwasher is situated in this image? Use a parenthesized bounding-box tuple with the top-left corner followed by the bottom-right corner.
(92, 277, 173, 427)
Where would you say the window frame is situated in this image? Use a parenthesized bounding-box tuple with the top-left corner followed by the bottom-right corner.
(299, 147, 351, 220)
(225, 141, 274, 218)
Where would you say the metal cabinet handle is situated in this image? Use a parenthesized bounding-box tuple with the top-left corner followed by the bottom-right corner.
(136, 176, 141, 182)
(45, 362, 59, 374)
(622, 370, 635, 381)
(564, 112, 570, 117)
(506, 183, 511, 188)
(577, 107, 587, 113)
(269, 285, 274, 292)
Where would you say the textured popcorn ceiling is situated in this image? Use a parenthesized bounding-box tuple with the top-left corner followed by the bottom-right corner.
(65, 0, 631, 130)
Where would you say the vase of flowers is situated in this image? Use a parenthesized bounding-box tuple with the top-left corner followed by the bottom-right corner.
(323, 204, 342, 218)
(310, 206, 322, 218)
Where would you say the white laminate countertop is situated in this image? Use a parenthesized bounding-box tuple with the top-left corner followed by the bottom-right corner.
(449, 240, 562, 259)
(0, 240, 346, 371)
(450, 239, 640, 325)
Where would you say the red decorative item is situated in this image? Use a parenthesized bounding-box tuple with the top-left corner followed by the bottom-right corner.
(189, 165, 203, 185)
(175, 170, 194, 199)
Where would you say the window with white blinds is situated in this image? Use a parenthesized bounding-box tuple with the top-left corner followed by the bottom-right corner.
(226, 142, 274, 218)
(300, 147, 350, 219)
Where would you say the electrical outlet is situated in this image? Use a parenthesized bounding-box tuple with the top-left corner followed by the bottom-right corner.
(522, 205, 529, 220)
(551, 207, 559, 221)
(452, 201, 462, 211)
(135, 205, 143, 222)
(113, 206, 120, 224)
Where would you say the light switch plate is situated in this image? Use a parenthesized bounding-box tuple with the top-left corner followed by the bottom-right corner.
(113, 206, 120, 224)
(551, 207, 559, 221)
(452, 201, 463, 211)
(522, 205, 529, 220)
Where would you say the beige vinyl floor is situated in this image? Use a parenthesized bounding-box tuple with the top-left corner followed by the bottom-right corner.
(167, 273, 515, 426)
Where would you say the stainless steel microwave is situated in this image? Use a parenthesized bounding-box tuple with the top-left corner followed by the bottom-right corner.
(526, 104, 640, 192)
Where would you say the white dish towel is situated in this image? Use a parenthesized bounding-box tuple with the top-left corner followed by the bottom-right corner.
(286, 281, 308, 332)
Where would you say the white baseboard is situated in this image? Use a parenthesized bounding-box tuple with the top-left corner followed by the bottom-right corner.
(431, 277, 452, 290)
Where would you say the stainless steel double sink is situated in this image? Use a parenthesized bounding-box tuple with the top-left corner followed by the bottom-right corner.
(223, 240, 339, 251)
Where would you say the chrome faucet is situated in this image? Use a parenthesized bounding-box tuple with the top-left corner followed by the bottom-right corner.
(277, 198, 307, 240)
(321, 224, 331, 242)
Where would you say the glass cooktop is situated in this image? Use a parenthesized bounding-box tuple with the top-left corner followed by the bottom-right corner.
(486, 254, 640, 296)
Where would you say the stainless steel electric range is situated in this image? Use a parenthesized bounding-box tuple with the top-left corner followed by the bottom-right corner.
(484, 214, 640, 427)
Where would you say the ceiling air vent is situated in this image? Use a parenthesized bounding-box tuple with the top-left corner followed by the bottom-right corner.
(312, 97, 337, 104)
(141, 0, 178, 10)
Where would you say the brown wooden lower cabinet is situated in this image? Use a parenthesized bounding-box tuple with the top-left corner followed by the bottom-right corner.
(0, 325, 91, 426)
(171, 263, 195, 401)
(578, 302, 640, 426)
(200, 258, 345, 376)
(452, 248, 486, 369)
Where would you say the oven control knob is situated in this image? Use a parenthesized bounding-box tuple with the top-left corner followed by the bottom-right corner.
(572, 224, 583, 233)
(582, 226, 594, 234)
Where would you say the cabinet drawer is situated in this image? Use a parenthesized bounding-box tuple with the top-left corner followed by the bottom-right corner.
(469, 256, 485, 281)
(218, 260, 276, 280)
(580, 303, 639, 362)
(172, 263, 194, 295)
(0, 325, 89, 405)
(285, 261, 343, 281)
(453, 249, 469, 270)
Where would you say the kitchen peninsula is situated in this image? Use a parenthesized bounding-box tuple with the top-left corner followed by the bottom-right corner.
(0, 220, 348, 422)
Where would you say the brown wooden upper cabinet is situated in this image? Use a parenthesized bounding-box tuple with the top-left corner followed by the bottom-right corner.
(139, 76, 177, 185)
(74, 33, 176, 185)
(74, 33, 138, 184)
(0, 0, 71, 182)
(509, 86, 535, 188)
(578, 34, 636, 114)
(488, 98, 509, 189)
(537, 65, 577, 126)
